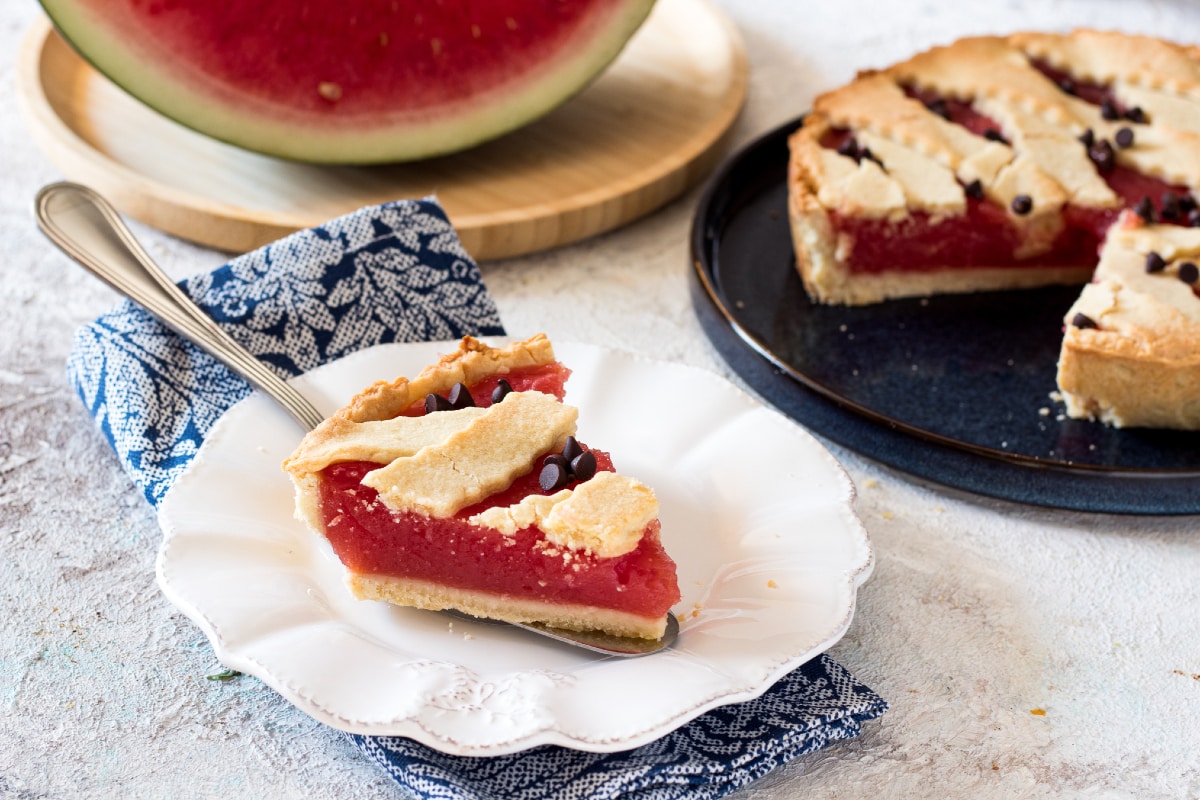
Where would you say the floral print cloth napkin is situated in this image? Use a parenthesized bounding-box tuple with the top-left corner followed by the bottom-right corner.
(66, 198, 886, 800)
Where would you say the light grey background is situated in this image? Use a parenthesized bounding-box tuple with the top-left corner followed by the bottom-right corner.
(3, 1, 1199, 797)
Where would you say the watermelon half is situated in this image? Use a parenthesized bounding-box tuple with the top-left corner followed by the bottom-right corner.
(39, 0, 657, 164)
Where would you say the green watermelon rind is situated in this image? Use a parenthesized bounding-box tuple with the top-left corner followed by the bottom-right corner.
(38, 0, 657, 164)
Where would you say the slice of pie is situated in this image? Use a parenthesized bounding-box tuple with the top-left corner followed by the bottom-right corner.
(1057, 213, 1200, 428)
(787, 29, 1200, 427)
(283, 334, 681, 640)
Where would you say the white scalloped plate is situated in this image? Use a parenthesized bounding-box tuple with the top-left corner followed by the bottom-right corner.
(156, 340, 873, 755)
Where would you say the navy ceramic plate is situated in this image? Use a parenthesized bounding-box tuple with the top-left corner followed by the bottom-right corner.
(689, 118, 1200, 515)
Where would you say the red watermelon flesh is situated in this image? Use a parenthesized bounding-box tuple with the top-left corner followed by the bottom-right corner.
(40, 0, 657, 163)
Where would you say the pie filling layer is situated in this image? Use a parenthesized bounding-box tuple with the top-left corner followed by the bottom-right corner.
(819, 126, 1191, 276)
(318, 457, 679, 620)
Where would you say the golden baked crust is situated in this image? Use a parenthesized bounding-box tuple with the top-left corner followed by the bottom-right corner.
(283, 335, 560, 535)
(332, 333, 556, 425)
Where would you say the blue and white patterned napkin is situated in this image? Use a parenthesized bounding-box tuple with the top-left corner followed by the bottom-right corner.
(65, 197, 886, 799)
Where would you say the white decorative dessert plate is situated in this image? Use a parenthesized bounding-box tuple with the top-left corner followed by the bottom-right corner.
(156, 340, 873, 755)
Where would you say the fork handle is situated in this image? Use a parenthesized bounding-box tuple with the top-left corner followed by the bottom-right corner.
(35, 182, 324, 432)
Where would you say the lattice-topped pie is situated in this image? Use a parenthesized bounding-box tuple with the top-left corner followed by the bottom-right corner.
(283, 335, 681, 640)
(787, 30, 1200, 428)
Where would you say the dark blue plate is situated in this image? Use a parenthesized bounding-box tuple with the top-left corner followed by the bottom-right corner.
(689, 118, 1200, 515)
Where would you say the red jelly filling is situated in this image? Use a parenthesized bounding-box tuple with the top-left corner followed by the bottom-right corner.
(398, 364, 571, 416)
(902, 87, 1008, 139)
(818, 79, 1195, 274)
(827, 199, 1097, 275)
(316, 363, 681, 620)
(1028, 60, 1128, 116)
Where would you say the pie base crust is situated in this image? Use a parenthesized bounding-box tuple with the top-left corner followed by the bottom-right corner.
(350, 573, 668, 640)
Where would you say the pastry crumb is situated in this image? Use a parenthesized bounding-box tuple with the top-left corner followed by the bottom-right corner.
(863, 478, 879, 489)
(767, 580, 778, 588)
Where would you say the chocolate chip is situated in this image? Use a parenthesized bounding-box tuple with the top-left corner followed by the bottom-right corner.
(539, 461, 570, 492)
(424, 393, 454, 413)
(836, 137, 859, 159)
(1177, 195, 1197, 213)
(1087, 139, 1115, 173)
(491, 378, 513, 404)
(1145, 251, 1167, 273)
(983, 128, 1007, 144)
(569, 451, 597, 483)
(1078, 128, 1095, 147)
(447, 382, 475, 409)
(1134, 196, 1156, 223)
(561, 435, 583, 464)
(925, 98, 951, 120)
(1189, 208, 1200, 228)
(1125, 106, 1146, 124)
(1011, 195, 1033, 215)
(1071, 313, 1099, 330)
(1180, 262, 1199, 284)
(1114, 127, 1134, 148)
(542, 453, 570, 472)
(1160, 194, 1182, 223)
(1058, 78, 1076, 95)
(964, 179, 984, 201)
(1100, 99, 1120, 121)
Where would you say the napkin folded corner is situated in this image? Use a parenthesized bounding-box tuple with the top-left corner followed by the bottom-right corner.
(64, 196, 886, 800)
(348, 652, 886, 800)
(66, 197, 503, 508)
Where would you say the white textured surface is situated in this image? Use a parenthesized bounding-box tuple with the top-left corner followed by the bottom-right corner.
(2, 1, 1199, 798)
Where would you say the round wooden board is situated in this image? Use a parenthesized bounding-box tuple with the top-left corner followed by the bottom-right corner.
(17, 0, 747, 260)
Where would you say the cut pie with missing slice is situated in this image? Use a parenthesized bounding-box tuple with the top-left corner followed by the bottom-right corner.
(787, 29, 1200, 428)
(283, 334, 681, 640)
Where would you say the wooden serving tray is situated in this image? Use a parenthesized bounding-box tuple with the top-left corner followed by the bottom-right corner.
(18, 0, 747, 259)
